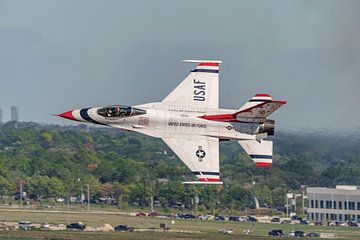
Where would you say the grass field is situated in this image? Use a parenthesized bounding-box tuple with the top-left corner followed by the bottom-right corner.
(0, 209, 359, 239)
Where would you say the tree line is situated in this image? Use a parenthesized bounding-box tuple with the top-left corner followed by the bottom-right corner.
(0, 122, 359, 213)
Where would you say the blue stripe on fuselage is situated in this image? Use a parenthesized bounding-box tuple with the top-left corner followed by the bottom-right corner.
(80, 108, 107, 126)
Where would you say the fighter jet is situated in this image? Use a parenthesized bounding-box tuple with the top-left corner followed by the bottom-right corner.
(58, 60, 286, 185)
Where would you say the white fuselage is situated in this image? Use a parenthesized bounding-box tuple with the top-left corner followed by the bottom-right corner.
(80, 102, 256, 141)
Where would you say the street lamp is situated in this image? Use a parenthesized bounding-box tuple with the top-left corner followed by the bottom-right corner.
(77, 178, 83, 206)
(86, 184, 90, 211)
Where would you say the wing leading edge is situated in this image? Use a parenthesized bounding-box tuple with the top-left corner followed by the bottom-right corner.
(162, 136, 222, 185)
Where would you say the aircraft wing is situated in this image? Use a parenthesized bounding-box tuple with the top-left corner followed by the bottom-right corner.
(162, 60, 221, 109)
(162, 136, 222, 184)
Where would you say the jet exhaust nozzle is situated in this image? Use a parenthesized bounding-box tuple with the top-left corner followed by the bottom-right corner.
(258, 119, 275, 136)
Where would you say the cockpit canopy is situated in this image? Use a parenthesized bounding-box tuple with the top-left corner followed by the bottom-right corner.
(97, 105, 146, 118)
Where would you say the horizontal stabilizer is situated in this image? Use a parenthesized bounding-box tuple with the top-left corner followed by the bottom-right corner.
(236, 94, 286, 122)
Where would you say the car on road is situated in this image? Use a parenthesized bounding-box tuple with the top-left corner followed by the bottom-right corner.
(148, 212, 160, 217)
(300, 220, 309, 225)
(347, 221, 358, 227)
(218, 228, 233, 234)
(136, 212, 146, 217)
(281, 220, 291, 224)
(288, 230, 305, 237)
(40, 223, 50, 230)
(215, 215, 225, 221)
(291, 215, 302, 221)
(247, 216, 258, 222)
(114, 225, 134, 232)
(196, 214, 209, 220)
(268, 229, 284, 236)
(307, 232, 320, 237)
(229, 216, 241, 222)
(66, 222, 85, 230)
(182, 213, 196, 219)
(18, 221, 33, 230)
(271, 217, 280, 223)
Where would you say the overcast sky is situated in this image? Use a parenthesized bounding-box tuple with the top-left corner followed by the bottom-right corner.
(0, 0, 359, 131)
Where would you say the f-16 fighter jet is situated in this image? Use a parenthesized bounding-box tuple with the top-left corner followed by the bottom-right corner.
(58, 60, 286, 185)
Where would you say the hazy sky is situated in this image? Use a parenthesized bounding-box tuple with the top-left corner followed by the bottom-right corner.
(0, 0, 359, 131)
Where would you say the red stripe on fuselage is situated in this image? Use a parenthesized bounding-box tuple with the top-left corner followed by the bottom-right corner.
(199, 114, 235, 122)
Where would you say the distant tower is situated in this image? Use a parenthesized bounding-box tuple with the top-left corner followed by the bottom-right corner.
(11, 105, 19, 129)
(0, 109, 3, 124)
(11, 105, 19, 122)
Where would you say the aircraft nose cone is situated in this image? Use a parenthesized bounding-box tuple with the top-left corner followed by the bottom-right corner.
(58, 110, 77, 121)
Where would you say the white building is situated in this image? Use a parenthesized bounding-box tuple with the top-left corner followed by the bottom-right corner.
(307, 185, 360, 223)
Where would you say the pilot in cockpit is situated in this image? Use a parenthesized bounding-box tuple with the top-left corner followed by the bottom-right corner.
(98, 105, 145, 118)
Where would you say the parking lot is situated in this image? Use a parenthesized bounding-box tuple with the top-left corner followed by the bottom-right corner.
(0, 208, 360, 239)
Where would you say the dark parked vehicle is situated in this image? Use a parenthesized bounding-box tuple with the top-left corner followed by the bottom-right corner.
(229, 216, 240, 222)
(281, 220, 291, 224)
(271, 217, 280, 223)
(136, 212, 146, 217)
(300, 220, 309, 225)
(18, 221, 33, 230)
(268, 229, 284, 236)
(215, 215, 225, 221)
(66, 223, 85, 230)
(347, 221, 358, 227)
(148, 212, 160, 217)
(183, 213, 196, 219)
(291, 215, 302, 221)
(114, 225, 134, 232)
(288, 230, 305, 237)
(307, 232, 320, 237)
(247, 216, 258, 222)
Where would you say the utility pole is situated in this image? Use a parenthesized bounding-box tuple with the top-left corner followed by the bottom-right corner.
(194, 186, 198, 214)
(19, 181, 23, 208)
(301, 186, 306, 215)
(67, 195, 70, 224)
(286, 193, 289, 217)
(81, 185, 83, 205)
(294, 192, 297, 214)
(86, 184, 90, 211)
(77, 178, 83, 208)
(150, 179, 154, 212)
